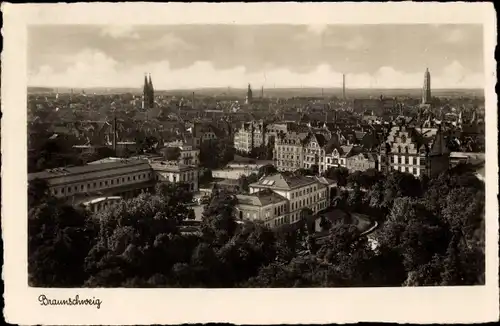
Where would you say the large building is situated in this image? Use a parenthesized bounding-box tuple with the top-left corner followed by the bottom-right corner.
(29, 157, 199, 213)
(422, 68, 431, 105)
(236, 173, 332, 228)
(233, 120, 266, 154)
(29, 159, 156, 211)
(274, 129, 364, 174)
(378, 125, 450, 178)
(274, 131, 308, 171)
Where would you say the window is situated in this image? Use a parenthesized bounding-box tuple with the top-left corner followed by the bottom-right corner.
(105, 181, 108, 186)
(67, 187, 71, 193)
(54, 189, 58, 195)
(81, 185, 84, 190)
(133, 176, 136, 180)
(74, 186, 77, 191)
(413, 167, 417, 175)
(93, 182, 97, 188)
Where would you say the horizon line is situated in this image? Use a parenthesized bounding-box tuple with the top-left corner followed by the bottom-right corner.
(27, 85, 485, 91)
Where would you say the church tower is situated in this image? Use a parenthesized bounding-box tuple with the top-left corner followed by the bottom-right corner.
(422, 68, 431, 105)
(142, 74, 149, 110)
(246, 83, 253, 104)
(148, 73, 155, 108)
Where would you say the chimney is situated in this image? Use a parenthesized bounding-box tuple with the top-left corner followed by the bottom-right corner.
(112, 116, 117, 153)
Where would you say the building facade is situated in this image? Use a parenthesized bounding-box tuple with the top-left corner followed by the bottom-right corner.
(274, 132, 307, 171)
(378, 125, 450, 178)
(29, 159, 157, 203)
(233, 120, 266, 154)
(346, 152, 378, 172)
(241, 173, 329, 228)
(150, 161, 199, 192)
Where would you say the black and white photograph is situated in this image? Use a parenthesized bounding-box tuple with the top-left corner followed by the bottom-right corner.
(2, 2, 498, 325)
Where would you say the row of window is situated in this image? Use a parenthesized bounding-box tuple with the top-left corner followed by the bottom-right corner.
(291, 192, 326, 211)
(390, 155, 421, 165)
(274, 203, 287, 216)
(275, 146, 301, 152)
(290, 185, 318, 199)
(52, 172, 153, 196)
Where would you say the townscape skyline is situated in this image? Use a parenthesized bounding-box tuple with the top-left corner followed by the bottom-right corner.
(28, 24, 484, 90)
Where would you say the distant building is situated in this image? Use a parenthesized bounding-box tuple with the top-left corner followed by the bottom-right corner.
(142, 73, 155, 110)
(246, 83, 253, 104)
(422, 68, 431, 105)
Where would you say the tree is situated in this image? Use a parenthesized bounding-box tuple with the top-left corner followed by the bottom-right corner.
(199, 168, 213, 186)
(258, 164, 277, 178)
(83, 190, 197, 287)
(28, 178, 51, 208)
(29, 201, 98, 287)
(239, 173, 258, 193)
(199, 139, 235, 169)
(323, 167, 349, 187)
(163, 146, 181, 161)
(201, 191, 238, 246)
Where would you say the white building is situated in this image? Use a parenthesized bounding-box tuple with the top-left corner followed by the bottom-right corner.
(238, 172, 330, 228)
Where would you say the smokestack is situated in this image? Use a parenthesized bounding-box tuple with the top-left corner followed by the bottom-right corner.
(192, 91, 195, 109)
(112, 116, 117, 153)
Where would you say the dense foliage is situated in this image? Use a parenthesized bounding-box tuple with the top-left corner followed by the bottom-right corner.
(199, 139, 235, 169)
(28, 164, 485, 287)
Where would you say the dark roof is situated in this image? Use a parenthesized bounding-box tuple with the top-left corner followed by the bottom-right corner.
(250, 172, 317, 190)
(29, 159, 150, 181)
(236, 189, 287, 207)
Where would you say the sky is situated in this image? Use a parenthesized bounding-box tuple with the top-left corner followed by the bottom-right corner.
(28, 24, 485, 89)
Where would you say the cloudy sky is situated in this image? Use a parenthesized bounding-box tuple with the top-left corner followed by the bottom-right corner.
(28, 24, 484, 89)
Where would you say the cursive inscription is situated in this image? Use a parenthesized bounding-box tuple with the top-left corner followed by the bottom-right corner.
(38, 294, 102, 309)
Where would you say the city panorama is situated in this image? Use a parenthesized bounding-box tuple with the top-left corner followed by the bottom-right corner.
(27, 24, 485, 288)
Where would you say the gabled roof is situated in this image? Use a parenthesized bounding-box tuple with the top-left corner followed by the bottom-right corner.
(304, 132, 328, 148)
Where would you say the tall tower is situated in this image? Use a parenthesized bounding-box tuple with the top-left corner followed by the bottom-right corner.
(247, 83, 253, 104)
(142, 73, 149, 110)
(342, 74, 346, 100)
(148, 73, 155, 108)
(422, 68, 431, 104)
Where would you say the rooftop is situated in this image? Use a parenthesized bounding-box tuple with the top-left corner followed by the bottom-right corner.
(250, 172, 317, 190)
(236, 189, 287, 207)
(29, 159, 150, 181)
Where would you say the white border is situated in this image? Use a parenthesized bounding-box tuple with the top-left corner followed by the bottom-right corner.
(2, 2, 498, 324)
